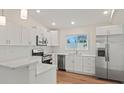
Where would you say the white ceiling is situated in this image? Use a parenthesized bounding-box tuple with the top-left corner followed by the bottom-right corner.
(1, 9, 118, 29)
(28, 9, 113, 29)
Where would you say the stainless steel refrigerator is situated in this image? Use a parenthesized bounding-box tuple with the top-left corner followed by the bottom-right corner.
(96, 34, 124, 82)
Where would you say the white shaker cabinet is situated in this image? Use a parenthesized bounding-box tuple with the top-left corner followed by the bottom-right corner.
(83, 57, 95, 75)
(0, 26, 8, 45)
(21, 26, 38, 46)
(9, 23, 21, 45)
(0, 21, 21, 45)
(44, 31, 51, 46)
(44, 31, 59, 46)
(21, 26, 31, 46)
(65, 55, 74, 72)
(50, 31, 59, 46)
(96, 25, 123, 36)
(51, 53, 57, 67)
(65, 54, 95, 76)
(0, 20, 47, 46)
(29, 28, 37, 46)
(74, 55, 83, 73)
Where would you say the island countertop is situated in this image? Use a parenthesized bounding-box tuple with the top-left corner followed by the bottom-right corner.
(0, 57, 41, 69)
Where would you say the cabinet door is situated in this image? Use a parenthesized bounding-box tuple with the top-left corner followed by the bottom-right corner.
(65, 55, 74, 71)
(74, 55, 83, 73)
(0, 26, 8, 45)
(52, 54, 57, 66)
(29, 27, 37, 46)
(51, 31, 59, 46)
(5, 22, 21, 45)
(96, 27, 108, 36)
(83, 57, 95, 75)
(96, 25, 123, 36)
(108, 25, 122, 35)
(21, 26, 31, 45)
(45, 31, 52, 46)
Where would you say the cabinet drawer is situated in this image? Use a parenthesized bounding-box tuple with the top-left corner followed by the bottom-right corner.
(83, 57, 91, 60)
(84, 67, 95, 74)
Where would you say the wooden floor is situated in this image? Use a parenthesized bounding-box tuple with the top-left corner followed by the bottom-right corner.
(57, 70, 119, 84)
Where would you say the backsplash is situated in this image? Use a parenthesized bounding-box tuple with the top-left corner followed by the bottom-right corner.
(0, 46, 32, 62)
(0, 46, 53, 62)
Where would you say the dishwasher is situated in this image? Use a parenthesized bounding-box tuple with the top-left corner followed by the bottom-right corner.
(57, 55, 65, 71)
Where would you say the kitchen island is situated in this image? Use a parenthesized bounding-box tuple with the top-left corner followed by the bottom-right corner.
(0, 57, 56, 84)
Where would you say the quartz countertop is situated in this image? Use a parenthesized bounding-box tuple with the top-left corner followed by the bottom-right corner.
(47, 52, 96, 57)
(0, 57, 41, 69)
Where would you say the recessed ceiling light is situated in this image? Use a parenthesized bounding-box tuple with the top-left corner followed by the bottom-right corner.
(103, 11, 108, 15)
(36, 10, 40, 13)
(51, 22, 56, 26)
(71, 21, 75, 25)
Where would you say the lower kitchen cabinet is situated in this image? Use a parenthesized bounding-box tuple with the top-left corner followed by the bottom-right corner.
(74, 56, 83, 73)
(51, 53, 58, 67)
(65, 55, 83, 73)
(65, 55, 95, 76)
(65, 55, 74, 72)
(83, 57, 95, 75)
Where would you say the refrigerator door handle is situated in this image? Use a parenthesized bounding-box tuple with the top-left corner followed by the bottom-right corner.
(105, 44, 108, 62)
(107, 44, 110, 62)
(105, 43, 109, 62)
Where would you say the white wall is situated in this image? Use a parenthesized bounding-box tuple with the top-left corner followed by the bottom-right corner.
(55, 26, 96, 55)
(0, 10, 51, 62)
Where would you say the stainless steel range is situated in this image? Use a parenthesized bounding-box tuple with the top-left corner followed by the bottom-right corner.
(32, 48, 52, 64)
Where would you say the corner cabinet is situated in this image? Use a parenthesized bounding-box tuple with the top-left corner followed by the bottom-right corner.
(65, 54, 95, 76)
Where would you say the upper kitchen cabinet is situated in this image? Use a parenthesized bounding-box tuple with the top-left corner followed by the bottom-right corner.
(96, 25, 124, 36)
(43, 31, 50, 46)
(21, 26, 30, 46)
(45, 30, 59, 46)
(0, 21, 21, 45)
(65, 54, 95, 75)
(65, 54, 74, 72)
(0, 25, 7, 45)
(50, 31, 59, 46)
(65, 54, 83, 73)
(30, 27, 37, 46)
(21, 25, 46, 46)
(21, 26, 36, 46)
